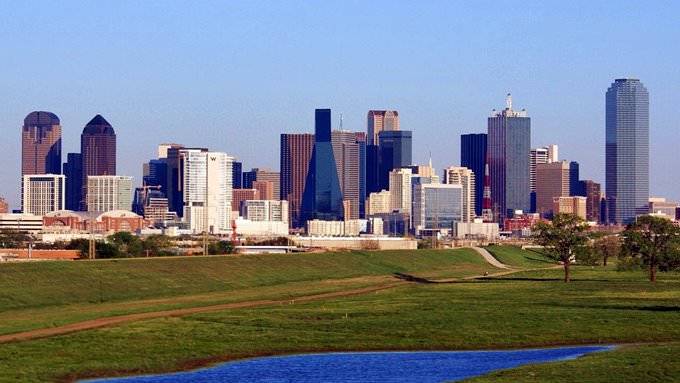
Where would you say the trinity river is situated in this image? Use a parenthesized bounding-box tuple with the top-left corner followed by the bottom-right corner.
(83, 346, 614, 383)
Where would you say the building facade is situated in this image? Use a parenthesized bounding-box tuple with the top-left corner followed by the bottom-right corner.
(488, 94, 531, 224)
(240, 200, 289, 223)
(553, 196, 587, 220)
(63, 153, 82, 211)
(606, 78, 649, 224)
(412, 183, 463, 235)
(366, 189, 392, 216)
(21, 174, 65, 216)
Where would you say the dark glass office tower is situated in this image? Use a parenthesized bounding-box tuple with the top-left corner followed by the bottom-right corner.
(300, 109, 343, 222)
(355, 132, 367, 218)
(461, 133, 487, 216)
(569, 161, 580, 196)
(378, 130, 413, 191)
(280, 133, 315, 227)
(80, 114, 116, 210)
(606, 78, 649, 224)
(63, 153, 82, 211)
(232, 161, 242, 189)
(366, 144, 380, 194)
(488, 94, 531, 223)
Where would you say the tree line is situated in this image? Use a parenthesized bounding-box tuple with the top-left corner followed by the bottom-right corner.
(533, 213, 680, 283)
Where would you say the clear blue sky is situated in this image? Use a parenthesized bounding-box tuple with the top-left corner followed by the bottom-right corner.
(1, 1, 678, 209)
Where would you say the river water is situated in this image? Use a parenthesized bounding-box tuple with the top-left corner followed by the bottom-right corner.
(83, 346, 614, 383)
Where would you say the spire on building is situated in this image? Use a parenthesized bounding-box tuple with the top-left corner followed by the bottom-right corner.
(505, 93, 512, 110)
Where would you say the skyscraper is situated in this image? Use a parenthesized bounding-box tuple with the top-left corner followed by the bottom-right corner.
(63, 153, 82, 211)
(367, 110, 399, 146)
(412, 183, 462, 236)
(181, 151, 233, 233)
(80, 115, 116, 210)
(280, 133, 315, 227)
(300, 109, 343, 222)
(488, 94, 531, 224)
(460, 133, 486, 216)
(388, 167, 412, 215)
(606, 78, 649, 224)
(332, 130, 360, 220)
(378, 130, 413, 191)
(22, 174, 65, 216)
(232, 161, 243, 189)
(535, 161, 571, 218)
(242, 168, 280, 200)
(21, 111, 62, 176)
(530, 145, 558, 193)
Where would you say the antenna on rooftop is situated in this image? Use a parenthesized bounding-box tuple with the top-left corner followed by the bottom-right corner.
(506, 93, 512, 110)
(340, 113, 344, 131)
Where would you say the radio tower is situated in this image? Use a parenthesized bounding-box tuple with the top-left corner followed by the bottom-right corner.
(481, 153, 493, 222)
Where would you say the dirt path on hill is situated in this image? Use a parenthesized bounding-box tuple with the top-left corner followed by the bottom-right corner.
(0, 249, 549, 344)
(0, 281, 410, 344)
(471, 246, 513, 269)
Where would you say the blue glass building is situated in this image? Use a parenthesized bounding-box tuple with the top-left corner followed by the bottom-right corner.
(300, 109, 344, 222)
(461, 133, 487, 216)
(487, 94, 531, 223)
(606, 79, 649, 224)
(378, 130, 413, 191)
(232, 161, 242, 189)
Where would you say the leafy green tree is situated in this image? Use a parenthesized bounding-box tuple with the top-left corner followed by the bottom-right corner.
(621, 215, 680, 282)
(108, 232, 143, 257)
(142, 234, 174, 257)
(0, 229, 32, 248)
(208, 240, 235, 255)
(592, 230, 621, 267)
(532, 213, 591, 283)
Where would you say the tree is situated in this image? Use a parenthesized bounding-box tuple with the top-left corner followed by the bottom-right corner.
(532, 213, 591, 283)
(143, 234, 173, 257)
(621, 215, 680, 282)
(108, 232, 143, 257)
(592, 230, 621, 267)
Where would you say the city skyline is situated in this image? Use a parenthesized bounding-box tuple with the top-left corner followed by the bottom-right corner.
(1, 2, 679, 208)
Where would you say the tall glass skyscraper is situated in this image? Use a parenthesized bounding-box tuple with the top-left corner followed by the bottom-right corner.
(21, 111, 62, 176)
(487, 94, 531, 224)
(300, 109, 343, 222)
(606, 78, 649, 224)
(461, 133, 487, 216)
(80, 114, 116, 211)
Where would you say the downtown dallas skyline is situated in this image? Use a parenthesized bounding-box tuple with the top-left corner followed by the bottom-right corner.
(0, 83, 668, 211)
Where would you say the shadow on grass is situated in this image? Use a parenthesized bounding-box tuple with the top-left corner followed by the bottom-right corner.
(550, 303, 680, 312)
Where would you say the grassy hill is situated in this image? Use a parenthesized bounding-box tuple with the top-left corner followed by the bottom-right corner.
(0, 248, 497, 335)
(485, 245, 553, 268)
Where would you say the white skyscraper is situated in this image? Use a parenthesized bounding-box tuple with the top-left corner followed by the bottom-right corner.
(86, 176, 132, 212)
(22, 174, 65, 216)
(388, 168, 412, 214)
(443, 166, 475, 223)
(182, 151, 233, 234)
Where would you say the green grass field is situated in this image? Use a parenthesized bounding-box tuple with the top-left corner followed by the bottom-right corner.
(0, 248, 496, 335)
(485, 245, 553, 268)
(1, 248, 678, 383)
